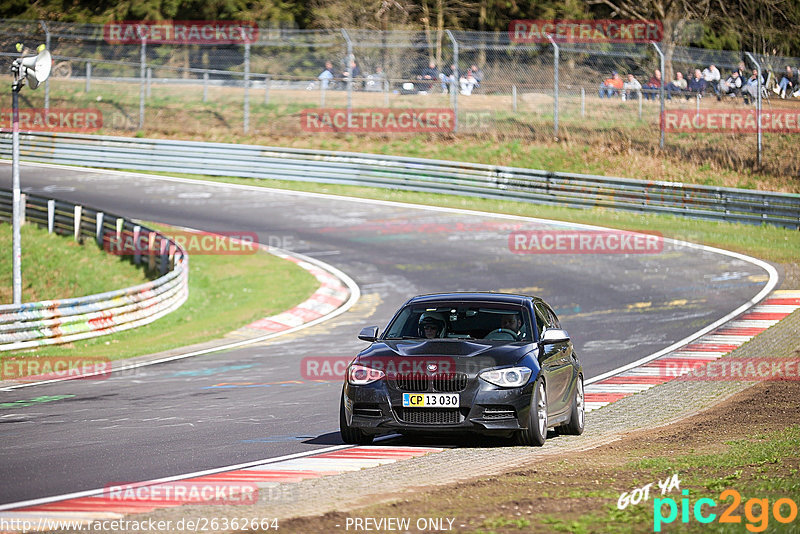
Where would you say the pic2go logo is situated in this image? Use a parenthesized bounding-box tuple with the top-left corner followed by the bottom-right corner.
(654, 489, 798, 532)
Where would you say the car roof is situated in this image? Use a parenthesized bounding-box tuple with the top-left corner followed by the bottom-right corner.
(405, 292, 540, 306)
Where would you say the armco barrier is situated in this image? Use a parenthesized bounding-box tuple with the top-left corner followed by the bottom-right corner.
(1, 132, 798, 229)
(0, 188, 188, 351)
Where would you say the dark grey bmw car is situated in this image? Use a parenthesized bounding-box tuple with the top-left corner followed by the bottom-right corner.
(340, 293, 584, 446)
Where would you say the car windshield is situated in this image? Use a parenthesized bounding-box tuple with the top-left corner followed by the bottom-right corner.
(383, 303, 532, 342)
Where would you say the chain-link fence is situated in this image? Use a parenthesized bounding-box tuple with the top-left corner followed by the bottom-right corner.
(2, 20, 799, 173)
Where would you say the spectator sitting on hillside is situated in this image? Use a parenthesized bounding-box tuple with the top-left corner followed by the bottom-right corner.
(687, 69, 707, 98)
(598, 71, 623, 98)
(702, 64, 721, 96)
(742, 68, 763, 105)
(718, 70, 743, 99)
(774, 65, 798, 99)
(460, 69, 476, 95)
(622, 73, 642, 101)
(417, 61, 439, 92)
(439, 64, 457, 94)
(470, 64, 484, 91)
(318, 61, 334, 90)
(364, 66, 386, 92)
(642, 69, 662, 100)
(664, 71, 687, 100)
(342, 60, 361, 89)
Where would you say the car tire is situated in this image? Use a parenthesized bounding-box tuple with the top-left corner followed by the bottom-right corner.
(560, 375, 585, 436)
(516, 376, 547, 446)
(339, 393, 374, 445)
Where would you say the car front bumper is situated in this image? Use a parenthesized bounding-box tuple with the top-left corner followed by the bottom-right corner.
(343, 379, 534, 437)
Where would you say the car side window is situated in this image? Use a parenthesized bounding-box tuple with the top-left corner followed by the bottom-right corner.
(533, 306, 548, 338)
(544, 304, 561, 328)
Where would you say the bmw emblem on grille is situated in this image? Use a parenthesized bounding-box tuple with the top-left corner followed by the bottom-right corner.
(427, 363, 438, 372)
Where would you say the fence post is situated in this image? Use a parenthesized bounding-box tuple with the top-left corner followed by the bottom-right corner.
(384, 79, 389, 107)
(745, 52, 762, 167)
(320, 79, 326, 107)
(73, 205, 82, 242)
(19, 194, 26, 226)
(85, 61, 91, 93)
(40, 20, 50, 111)
(96, 211, 104, 246)
(547, 35, 559, 139)
(243, 41, 250, 134)
(696, 93, 700, 116)
(445, 30, 458, 133)
(203, 71, 209, 102)
(512, 85, 517, 112)
(581, 87, 585, 118)
(264, 74, 270, 105)
(639, 91, 643, 119)
(133, 225, 141, 265)
(139, 37, 146, 130)
(146, 67, 152, 98)
(651, 42, 665, 149)
(341, 29, 353, 127)
(47, 199, 55, 233)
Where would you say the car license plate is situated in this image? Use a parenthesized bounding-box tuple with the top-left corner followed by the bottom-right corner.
(402, 393, 459, 408)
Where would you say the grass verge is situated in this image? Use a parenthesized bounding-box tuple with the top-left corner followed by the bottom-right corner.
(0, 222, 149, 303)
(1, 223, 319, 362)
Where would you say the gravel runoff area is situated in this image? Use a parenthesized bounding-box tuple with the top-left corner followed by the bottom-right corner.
(94, 305, 800, 534)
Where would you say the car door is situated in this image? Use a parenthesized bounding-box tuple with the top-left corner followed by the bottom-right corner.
(536, 303, 573, 415)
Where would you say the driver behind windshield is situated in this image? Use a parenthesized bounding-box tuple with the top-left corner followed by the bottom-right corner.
(500, 313, 523, 338)
(418, 312, 447, 339)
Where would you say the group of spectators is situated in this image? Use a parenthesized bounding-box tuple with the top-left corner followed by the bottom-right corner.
(316, 59, 485, 95)
(415, 61, 484, 95)
(598, 61, 798, 105)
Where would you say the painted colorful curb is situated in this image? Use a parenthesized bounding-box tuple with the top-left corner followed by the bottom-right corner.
(584, 289, 800, 412)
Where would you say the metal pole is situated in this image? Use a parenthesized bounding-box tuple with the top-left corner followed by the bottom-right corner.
(139, 37, 146, 130)
(85, 61, 91, 92)
(320, 80, 326, 107)
(548, 35, 559, 139)
(146, 67, 152, 98)
(639, 91, 643, 119)
(745, 52, 762, 167)
(581, 87, 585, 117)
(446, 30, 458, 133)
(652, 42, 665, 149)
(696, 93, 700, 116)
(341, 29, 353, 128)
(11, 89, 21, 304)
(512, 85, 517, 112)
(264, 74, 270, 105)
(243, 41, 250, 134)
(203, 71, 208, 102)
(40, 21, 50, 111)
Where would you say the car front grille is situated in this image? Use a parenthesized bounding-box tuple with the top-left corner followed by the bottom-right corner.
(482, 405, 517, 420)
(395, 408, 463, 425)
(393, 373, 468, 392)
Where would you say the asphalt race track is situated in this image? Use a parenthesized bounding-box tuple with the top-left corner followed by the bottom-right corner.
(0, 162, 775, 505)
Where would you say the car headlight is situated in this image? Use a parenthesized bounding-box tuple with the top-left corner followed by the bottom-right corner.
(347, 364, 385, 385)
(479, 367, 532, 387)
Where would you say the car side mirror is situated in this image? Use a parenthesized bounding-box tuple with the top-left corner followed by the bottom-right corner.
(358, 326, 379, 342)
(540, 328, 570, 344)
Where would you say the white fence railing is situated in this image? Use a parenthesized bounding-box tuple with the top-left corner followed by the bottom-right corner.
(0, 189, 188, 351)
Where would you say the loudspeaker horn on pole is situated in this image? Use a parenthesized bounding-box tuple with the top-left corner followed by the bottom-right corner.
(16, 48, 52, 90)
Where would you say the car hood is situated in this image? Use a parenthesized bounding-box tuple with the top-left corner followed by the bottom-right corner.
(356, 339, 533, 374)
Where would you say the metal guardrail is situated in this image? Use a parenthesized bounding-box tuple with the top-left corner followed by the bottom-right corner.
(1, 132, 799, 229)
(0, 188, 188, 351)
